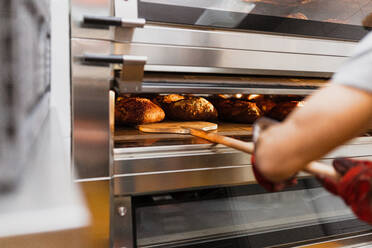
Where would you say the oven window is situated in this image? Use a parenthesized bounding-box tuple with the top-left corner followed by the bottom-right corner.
(134, 179, 371, 247)
(138, 0, 371, 40)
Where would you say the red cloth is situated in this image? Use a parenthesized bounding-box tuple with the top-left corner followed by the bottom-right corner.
(251, 155, 297, 192)
(318, 158, 372, 224)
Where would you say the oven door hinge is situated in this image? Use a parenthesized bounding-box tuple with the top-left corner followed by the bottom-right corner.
(79, 54, 147, 92)
(118, 55, 147, 92)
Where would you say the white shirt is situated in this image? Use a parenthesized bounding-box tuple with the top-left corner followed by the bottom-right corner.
(332, 32, 372, 92)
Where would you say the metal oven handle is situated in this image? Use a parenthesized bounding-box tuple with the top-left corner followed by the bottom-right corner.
(80, 54, 147, 92)
(83, 15, 146, 28)
(81, 54, 147, 65)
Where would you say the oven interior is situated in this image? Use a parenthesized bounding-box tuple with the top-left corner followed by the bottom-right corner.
(113, 72, 329, 150)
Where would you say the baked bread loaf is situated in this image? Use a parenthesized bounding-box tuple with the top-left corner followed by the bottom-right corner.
(167, 96, 218, 121)
(265, 101, 299, 121)
(254, 96, 277, 114)
(213, 99, 261, 123)
(115, 97, 165, 125)
(152, 94, 185, 111)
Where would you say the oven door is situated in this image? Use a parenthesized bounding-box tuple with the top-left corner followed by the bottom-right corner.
(124, 178, 372, 248)
(137, 0, 371, 41)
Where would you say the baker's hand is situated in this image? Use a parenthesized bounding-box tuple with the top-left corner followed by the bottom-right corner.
(318, 158, 372, 224)
(252, 118, 298, 192)
(251, 155, 297, 192)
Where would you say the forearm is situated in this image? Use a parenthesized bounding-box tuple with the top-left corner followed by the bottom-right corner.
(255, 84, 372, 182)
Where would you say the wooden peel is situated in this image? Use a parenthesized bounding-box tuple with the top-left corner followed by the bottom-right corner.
(188, 128, 341, 181)
(137, 121, 218, 134)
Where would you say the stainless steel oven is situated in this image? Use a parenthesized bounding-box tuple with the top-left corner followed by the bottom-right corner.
(71, 0, 372, 247)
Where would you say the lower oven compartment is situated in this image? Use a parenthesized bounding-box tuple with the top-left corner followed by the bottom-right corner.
(133, 179, 372, 248)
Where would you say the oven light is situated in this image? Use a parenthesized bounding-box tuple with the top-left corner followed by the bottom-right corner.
(247, 94, 260, 100)
(297, 101, 305, 107)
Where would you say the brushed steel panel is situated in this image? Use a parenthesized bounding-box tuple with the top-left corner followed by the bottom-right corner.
(72, 39, 112, 179)
(113, 165, 257, 195)
(114, 43, 347, 75)
(110, 196, 135, 248)
(114, 151, 251, 175)
(114, 0, 138, 19)
(71, 0, 113, 39)
(113, 139, 372, 175)
(115, 24, 356, 57)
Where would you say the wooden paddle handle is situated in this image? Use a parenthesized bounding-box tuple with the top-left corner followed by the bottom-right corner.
(189, 128, 340, 181)
(189, 128, 254, 153)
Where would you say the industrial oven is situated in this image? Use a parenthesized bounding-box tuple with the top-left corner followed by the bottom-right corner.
(71, 0, 372, 247)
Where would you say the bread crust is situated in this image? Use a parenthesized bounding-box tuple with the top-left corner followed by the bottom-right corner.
(212, 99, 261, 123)
(152, 94, 185, 112)
(115, 97, 165, 125)
(167, 97, 218, 121)
(265, 101, 298, 121)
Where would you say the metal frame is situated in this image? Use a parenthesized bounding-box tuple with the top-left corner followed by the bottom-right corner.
(71, 38, 112, 179)
(110, 195, 136, 248)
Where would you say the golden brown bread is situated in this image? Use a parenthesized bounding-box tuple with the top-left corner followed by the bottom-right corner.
(152, 94, 185, 110)
(265, 101, 299, 121)
(212, 99, 261, 124)
(115, 97, 165, 125)
(167, 97, 218, 121)
(254, 96, 277, 114)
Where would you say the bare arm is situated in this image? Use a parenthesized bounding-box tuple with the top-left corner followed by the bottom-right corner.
(255, 83, 372, 182)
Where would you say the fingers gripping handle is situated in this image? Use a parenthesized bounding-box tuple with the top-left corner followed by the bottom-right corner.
(305, 162, 341, 181)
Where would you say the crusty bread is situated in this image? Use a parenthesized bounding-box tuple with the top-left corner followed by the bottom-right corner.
(265, 101, 298, 121)
(212, 99, 261, 124)
(167, 96, 218, 121)
(254, 97, 277, 115)
(115, 97, 165, 125)
(152, 94, 185, 111)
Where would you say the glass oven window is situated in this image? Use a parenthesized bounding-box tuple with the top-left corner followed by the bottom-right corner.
(134, 179, 371, 247)
(138, 0, 372, 40)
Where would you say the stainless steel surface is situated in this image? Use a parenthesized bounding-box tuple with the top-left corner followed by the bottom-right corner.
(71, 38, 112, 179)
(139, 84, 317, 95)
(113, 165, 256, 196)
(137, 73, 327, 95)
(114, 0, 138, 19)
(114, 24, 356, 57)
(113, 42, 347, 77)
(140, 66, 334, 77)
(112, 136, 372, 195)
(71, 0, 112, 40)
(119, 55, 147, 92)
(111, 196, 135, 248)
(119, 18, 146, 28)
